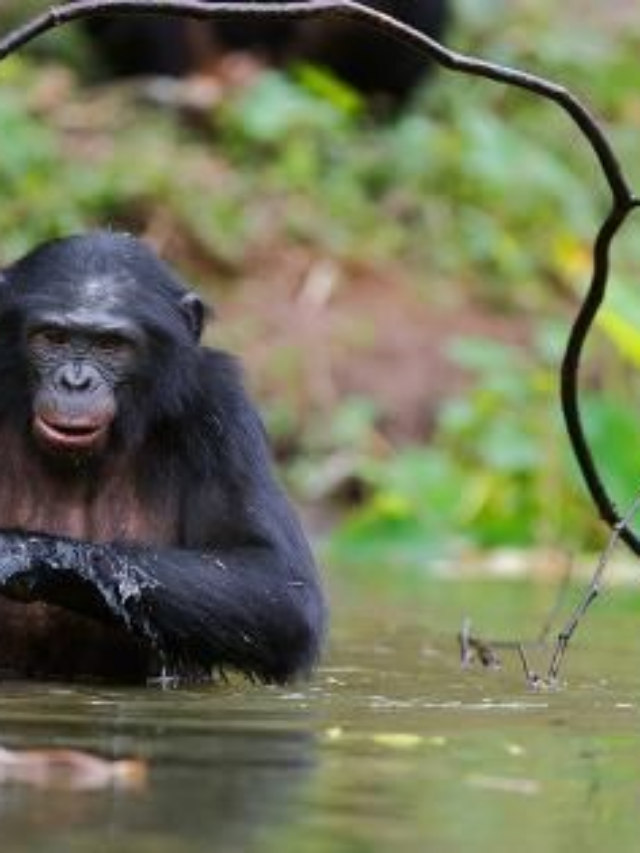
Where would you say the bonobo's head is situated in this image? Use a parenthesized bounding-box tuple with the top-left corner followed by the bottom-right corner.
(0, 231, 207, 461)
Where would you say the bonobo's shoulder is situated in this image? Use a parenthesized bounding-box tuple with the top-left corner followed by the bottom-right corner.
(197, 347, 263, 419)
(198, 347, 246, 396)
(199, 346, 241, 378)
(195, 346, 272, 464)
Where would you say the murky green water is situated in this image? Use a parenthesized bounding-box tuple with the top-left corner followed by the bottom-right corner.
(2, 576, 640, 853)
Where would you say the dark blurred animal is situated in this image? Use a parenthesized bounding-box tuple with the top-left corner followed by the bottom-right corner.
(86, 0, 451, 101)
(0, 231, 325, 683)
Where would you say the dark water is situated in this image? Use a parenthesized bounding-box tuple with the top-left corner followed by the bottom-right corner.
(2, 576, 640, 853)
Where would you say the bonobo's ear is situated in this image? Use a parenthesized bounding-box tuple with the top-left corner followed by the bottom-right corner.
(180, 292, 210, 342)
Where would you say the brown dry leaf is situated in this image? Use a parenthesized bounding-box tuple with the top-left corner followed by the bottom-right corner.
(0, 746, 147, 791)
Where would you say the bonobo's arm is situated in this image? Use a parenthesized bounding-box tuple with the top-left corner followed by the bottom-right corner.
(0, 523, 324, 683)
(0, 354, 325, 684)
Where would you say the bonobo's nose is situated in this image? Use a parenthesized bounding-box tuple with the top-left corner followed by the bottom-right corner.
(56, 362, 99, 393)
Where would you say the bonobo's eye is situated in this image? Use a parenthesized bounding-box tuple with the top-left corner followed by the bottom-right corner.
(28, 327, 70, 349)
(94, 333, 135, 358)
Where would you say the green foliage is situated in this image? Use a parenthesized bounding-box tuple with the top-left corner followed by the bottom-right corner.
(2, 3, 638, 285)
(329, 325, 640, 567)
(2, 3, 640, 566)
(217, 64, 603, 290)
(0, 57, 258, 268)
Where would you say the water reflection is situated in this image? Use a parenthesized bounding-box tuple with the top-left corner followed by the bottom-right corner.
(0, 685, 318, 853)
(1, 578, 640, 852)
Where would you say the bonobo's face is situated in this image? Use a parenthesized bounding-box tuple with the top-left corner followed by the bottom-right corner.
(0, 231, 207, 463)
(25, 303, 142, 458)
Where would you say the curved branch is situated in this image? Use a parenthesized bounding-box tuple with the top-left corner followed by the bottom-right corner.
(0, 1, 632, 203)
(1, 0, 638, 550)
(562, 202, 640, 554)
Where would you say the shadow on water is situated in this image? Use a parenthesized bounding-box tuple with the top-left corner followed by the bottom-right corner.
(3, 576, 640, 852)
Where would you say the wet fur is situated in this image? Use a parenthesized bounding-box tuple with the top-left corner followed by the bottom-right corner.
(0, 233, 325, 684)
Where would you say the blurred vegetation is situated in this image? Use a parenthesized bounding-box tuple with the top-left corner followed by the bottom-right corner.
(2, 1, 640, 569)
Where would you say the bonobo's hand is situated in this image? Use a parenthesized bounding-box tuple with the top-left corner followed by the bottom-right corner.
(0, 531, 159, 624)
(0, 532, 32, 588)
(0, 531, 107, 605)
(0, 531, 72, 602)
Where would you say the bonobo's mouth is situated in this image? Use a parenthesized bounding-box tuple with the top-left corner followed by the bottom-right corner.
(33, 413, 109, 454)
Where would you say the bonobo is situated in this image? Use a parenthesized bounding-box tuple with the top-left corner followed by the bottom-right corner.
(0, 232, 325, 683)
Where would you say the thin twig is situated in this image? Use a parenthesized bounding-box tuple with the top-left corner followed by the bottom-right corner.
(546, 489, 640, 684)
(1, 1, 639, 552)
(536, 557, 574, 644)
(462, 500, 640, 688)
(516, 643, 541, 689)
(458, 558, 572, 681)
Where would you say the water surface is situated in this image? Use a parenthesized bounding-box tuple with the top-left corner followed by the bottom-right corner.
(2, 576, 640, 853)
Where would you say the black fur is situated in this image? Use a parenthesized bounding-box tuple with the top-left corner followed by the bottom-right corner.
(0, 231, 325, 683)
